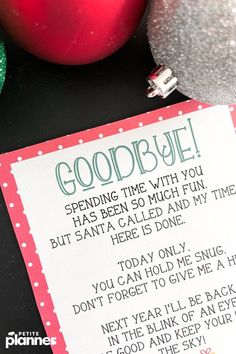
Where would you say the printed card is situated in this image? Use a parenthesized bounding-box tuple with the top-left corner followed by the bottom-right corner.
(1, 100, 236, 354)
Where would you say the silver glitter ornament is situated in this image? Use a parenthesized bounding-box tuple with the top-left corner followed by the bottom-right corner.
(147, 0, 236, 105)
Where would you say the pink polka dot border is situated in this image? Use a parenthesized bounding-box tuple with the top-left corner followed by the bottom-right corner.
(0, 100, 235, 353)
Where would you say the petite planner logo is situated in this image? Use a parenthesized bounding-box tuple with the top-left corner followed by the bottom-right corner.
(5, 331, 57, 349)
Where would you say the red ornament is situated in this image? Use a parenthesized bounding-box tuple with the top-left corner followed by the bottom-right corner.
(0, 0, 147, 65)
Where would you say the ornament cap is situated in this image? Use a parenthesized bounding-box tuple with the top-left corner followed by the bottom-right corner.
(146, 65, 178, 99)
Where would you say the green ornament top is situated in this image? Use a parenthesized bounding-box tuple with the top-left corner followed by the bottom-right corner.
(0, 39, 6, 93)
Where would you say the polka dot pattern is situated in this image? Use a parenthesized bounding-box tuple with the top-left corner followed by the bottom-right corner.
(0, 100, 235, 354)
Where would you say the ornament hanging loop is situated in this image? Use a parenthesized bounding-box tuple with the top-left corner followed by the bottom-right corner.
(146, 65, 178, 99)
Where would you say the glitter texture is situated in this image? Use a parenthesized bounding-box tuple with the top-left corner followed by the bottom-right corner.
(148, 0, 236, 104)
(0, 39, 6, 92)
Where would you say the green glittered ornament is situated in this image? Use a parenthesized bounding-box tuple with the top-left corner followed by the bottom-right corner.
(0, 39, 6, 93)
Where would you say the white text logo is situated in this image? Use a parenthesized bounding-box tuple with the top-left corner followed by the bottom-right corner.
(5, 331, 57, 349)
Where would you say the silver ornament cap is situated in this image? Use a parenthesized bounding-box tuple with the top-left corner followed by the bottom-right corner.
(147, 0, 236, 105)
(147, 65, 178, 98)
